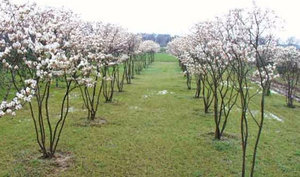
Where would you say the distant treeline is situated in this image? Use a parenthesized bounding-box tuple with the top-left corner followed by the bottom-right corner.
(141, 33, 174, 47)
(280, 37, 300, 49)
(141, 33, 300, 49)
(280, 44, 300, 49)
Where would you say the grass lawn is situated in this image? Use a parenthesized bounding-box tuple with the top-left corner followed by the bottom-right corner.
(0, 53, 299, 177)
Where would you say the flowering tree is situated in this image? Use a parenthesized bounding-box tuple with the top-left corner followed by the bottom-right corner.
(167, 37, 194, 90)
(276, 46, 300, 107)
(237, 7, 280, 176)
(0, 1, 91, 158)
(168, 21, 239, 139)
(121, 33, 142, 85)
(0, 1, 37, 118)
(0, 0, 160, 159)
(138, 40, 160, 68)
(191, 20, 239, 139)
(215, 9, 258, 176)
(98, 24, 126, 102)
(76, 24, 156, 120)
(200, 7, 281, 176)
(168, 5, 282, 176)
(71, 21, 105, 121)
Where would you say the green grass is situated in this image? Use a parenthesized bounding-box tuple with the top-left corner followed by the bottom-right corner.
(0, 53, 299, 177)
(155, 53, 178, 62)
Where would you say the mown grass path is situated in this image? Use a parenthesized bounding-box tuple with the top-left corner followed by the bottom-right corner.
(0, 54, 299, 177)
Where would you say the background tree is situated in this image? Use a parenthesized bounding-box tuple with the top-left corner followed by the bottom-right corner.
(276, 46, 300, 108)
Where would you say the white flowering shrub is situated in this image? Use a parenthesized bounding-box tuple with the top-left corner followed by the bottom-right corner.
(138, 40, 160, 70)
(275, 46, 300, 107)
(167, 5, 282, 176)
(0, 0, 145, 158)
(167, 37, 194, 89)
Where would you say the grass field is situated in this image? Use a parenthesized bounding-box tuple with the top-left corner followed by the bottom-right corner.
(0, 53, 299, 177)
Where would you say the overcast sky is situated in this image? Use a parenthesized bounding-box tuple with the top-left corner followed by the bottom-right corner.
(11, 0, 300, 40)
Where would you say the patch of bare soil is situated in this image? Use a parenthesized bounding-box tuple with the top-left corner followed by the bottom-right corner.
(53, 152, 73, 171)
(47, 151, 73, 176)
(220, 132, 239, 141)
(75, 117, 108, 127)
(199, 131, 239, 141)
